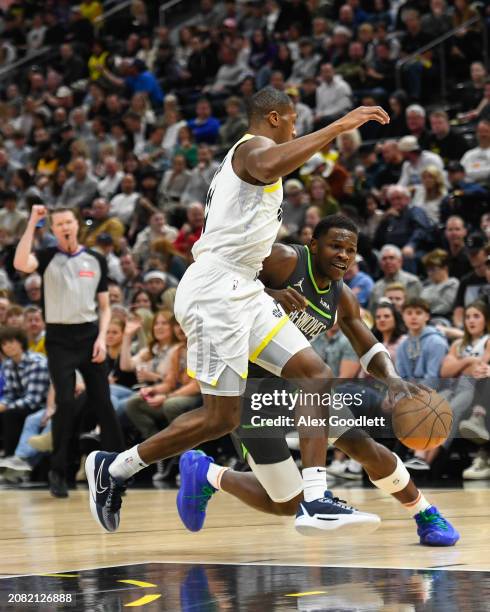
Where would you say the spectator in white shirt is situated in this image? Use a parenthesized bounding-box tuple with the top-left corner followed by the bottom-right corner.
(397, 135, 444, 188)
(110, 173, 140, 226)
(181, 144, 220, 206)
(98, 156, 123, 200)
(314, 63, 352, 129)
(285, 86, 313, 136)
(461, 120, 490, 184)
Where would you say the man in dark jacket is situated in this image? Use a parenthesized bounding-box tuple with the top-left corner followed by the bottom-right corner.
(374, 184, 434, 272)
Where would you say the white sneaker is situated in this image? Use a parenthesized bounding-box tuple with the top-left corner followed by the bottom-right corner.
(295, 491, 381, 536)
(1, 456, 32, 472)
(459, 412, 490, 444)
(404, 457, 430, 471)
(325, 459, 348, 477)
(463, 451, 490, 480)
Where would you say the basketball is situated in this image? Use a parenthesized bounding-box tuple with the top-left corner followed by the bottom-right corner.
(392, 388, 453, 451)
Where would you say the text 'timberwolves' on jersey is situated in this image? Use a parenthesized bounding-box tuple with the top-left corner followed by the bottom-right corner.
(192, 134, 284, 272)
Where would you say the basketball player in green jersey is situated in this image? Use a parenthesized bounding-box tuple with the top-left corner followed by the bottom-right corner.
(178, 215, 460, 546)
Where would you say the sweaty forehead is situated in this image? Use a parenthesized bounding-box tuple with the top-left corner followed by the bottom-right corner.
(324, 228, 357, 244)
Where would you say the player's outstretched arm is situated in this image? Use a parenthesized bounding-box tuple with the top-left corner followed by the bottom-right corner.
(243, 106, 389, 184)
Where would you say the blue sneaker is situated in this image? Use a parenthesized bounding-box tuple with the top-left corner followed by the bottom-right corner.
(177, 450, 216, 532)
(295, 490, 381, 536)
(415, 506, 460, 546)
(85, 451, 127, 533)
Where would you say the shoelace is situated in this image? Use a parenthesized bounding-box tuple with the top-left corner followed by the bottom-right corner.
(184, 484, 215, 513)
(418, 511, 449, 531)
(106, 478, 127, 513)
(324, 496, 355, 511)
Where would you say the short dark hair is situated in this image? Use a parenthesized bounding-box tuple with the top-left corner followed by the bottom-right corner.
(402, 297, 431, 314)
(312, 214, 359, 239)
(246, 86, 292, 122)
(49, 207, 77, 219)
(0, 327, 28, 353)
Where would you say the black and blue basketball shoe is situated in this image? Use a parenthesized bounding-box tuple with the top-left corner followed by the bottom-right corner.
(85, 451, 127, 533)
(295, 491, 381, 536)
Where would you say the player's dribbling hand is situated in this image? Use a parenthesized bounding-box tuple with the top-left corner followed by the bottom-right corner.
(268, 288, 307, 314)
(340, 106, 390, 130)
(29, 205, 47, 225)
(386, 378, 431, 408)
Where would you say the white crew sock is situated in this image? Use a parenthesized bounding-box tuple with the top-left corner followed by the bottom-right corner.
(403, 491, 431, 516)
(108, 445, 148, 481)
(206, 463, 229, 490)
(302, 467, 327, 502)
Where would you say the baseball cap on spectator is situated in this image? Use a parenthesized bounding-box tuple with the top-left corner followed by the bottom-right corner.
(284, 179, 303, 194)
(95, 233, 114, 246)
(398, 135, 420, 152)
(466, 233, 487, 254)
(299, 153, 334, 178)
(56, 86, 72, 98)
(144, 271, 167, 283)
(447, 161, 464, 173)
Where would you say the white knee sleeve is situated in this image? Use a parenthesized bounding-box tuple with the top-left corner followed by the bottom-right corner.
(370, 453, 410, 494)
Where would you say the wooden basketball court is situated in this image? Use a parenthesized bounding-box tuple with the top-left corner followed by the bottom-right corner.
(0, 485, 489, 609)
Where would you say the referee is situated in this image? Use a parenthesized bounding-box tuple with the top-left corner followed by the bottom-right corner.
(14, 205, 124, 497)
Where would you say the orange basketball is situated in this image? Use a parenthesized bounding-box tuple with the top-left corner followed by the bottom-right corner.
(392, 388, 453, 451)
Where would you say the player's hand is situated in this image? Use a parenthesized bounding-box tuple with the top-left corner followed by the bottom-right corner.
(29, 205, 47, 226)
(386, 378, 430, 408)
(92, 336, 107, 363)
(268, 288, 307, 314)
(338, 106, 390, 131)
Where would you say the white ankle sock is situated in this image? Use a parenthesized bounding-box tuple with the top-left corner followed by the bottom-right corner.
(302, 467, 327, 502)
(403, 491, 431, 516)
(206, 463, 229, 490)
(108, 445, 148, 481)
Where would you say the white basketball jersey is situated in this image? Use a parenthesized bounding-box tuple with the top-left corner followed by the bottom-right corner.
(192, 133, 283, 272)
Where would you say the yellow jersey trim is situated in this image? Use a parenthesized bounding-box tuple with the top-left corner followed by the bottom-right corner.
(249, 315, 289, 363)
(187, 369, 196, 379)
(264, 180, 282, 193)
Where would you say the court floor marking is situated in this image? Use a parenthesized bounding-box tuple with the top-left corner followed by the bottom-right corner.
(0, 559, 486, 581)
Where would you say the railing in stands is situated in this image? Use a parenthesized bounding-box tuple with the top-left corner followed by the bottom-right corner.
(159, 0, 187, 25)
(395, 14, 488, 102)
(0, 46, 52, 82)
(94, 0, 132, 25)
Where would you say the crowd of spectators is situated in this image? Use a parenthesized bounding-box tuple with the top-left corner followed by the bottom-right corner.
(1, 0, 490, 488)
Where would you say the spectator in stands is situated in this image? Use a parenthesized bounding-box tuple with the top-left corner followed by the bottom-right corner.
(59, 43, 86, 85)
(205, 46, 248, 96)
(399, 10, 433, 102)
(132, 211, 178, 266)
(374, 140, 404, 188)
(158, 154, 192, 208)
(181, 145, 220, 206)
(24, 306, 46, 356)
(453, 234, 489, 328)
(421, 250, 460, 320)
(384, 283, 407, 313)
(461, 120, 490, 185)
(397, 297, 448, 383)
(307, 177, 339, 217)
(188, 98, 221, 145)
(314, 63, 352, 128)
(421, 0, 452, 39)
(439, 163, 488, 229)
(285, 87, 313, 138)
(411, 165, 447, 224)
(5, 306, 25, 328)
(337, 129, 362, 173)
(173, 203, 205, 260)
(369, 244, 423, 310)
(0, 191, 27, 242)
(79, 197, 125, 251)
(405, 105, 430, 149)
(0, 327, 50, 474)
(97, 156, 124, 201)
(103, 59, 164, 108)
(372, 300, 407, 362)
(281, 179, 307, 236)
(0, 295, 10, 326)
(290, 38, 320, 84)
(397, 136, 444, 187)
(24, 274, 42, 308)
(373, 185, 433, 268)
(343, 255, 374, 308)
(442, 215, 472, 279)
(428, 109, 469, 164)
(125, 321, 201, 439)
(218, 97, 248, 155)
(109, 174, 140, 227)
(60, 157, 99, 210)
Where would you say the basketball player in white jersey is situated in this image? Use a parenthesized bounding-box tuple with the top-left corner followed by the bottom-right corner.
(86, 87, 394, 534)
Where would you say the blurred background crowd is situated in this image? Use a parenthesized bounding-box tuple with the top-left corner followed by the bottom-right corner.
(1, 0, 490, 491)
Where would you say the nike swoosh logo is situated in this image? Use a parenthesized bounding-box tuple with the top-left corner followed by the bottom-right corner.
(95, 459, 108, 495)
(317, 517, 340, 521)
